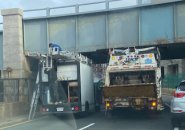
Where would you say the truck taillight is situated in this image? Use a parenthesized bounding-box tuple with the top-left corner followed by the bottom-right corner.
(74, 106, 79, 111)
(174, 92, 185, 98)
(105, 101, 112, 109)
(106, 102, 110, 107)
(151, 101, 157, 107)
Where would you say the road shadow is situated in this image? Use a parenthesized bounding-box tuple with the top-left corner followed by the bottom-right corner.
(104, 106, 171, 121)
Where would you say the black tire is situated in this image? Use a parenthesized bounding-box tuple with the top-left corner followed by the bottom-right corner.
(85, 101, 90, 115)
(95, 105, 100, 112)
(105, 110, 112, 118)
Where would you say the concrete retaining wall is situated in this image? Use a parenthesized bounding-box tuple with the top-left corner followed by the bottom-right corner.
(0, 102, 29, 121)
(0, 8, 31, 121)
(162, 88, 175, 96)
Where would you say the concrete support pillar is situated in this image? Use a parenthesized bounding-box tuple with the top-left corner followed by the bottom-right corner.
(1, 8, 30, 79)
(1, 9, 31, 104)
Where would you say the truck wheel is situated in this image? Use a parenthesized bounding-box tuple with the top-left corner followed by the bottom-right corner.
(105, 110, 112, 118)
(95, 105, 100, 112)
(85, 101, 89, 115)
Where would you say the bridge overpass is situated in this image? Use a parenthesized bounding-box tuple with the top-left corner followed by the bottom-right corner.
(0, 0, 185, 65)
(0, 0, 185, 120)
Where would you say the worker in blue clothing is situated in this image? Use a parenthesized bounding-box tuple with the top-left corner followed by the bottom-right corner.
(49, 43, 62, 51)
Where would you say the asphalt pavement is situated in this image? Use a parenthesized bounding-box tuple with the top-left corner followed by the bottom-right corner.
(0, 95, 183, 130)
(0, 107, 178, 130)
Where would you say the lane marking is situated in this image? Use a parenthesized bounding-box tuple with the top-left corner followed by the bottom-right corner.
(78, 123, 95, 130)
(0, 116, 47, 130)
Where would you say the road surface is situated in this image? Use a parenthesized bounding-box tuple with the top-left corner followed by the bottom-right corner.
(0, 107, 180, 130)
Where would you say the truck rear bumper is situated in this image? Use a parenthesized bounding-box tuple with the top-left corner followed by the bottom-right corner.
(40, 104, 81, 114)
(105, 97, 161, 111)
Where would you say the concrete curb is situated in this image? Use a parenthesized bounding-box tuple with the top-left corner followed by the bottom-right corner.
(0, 112, 44, 128)
(0, 116, 28, 128)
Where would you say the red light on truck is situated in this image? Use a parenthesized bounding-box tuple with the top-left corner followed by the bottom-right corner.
(74, 106, 79, 111)
(174, 92, 185, 98)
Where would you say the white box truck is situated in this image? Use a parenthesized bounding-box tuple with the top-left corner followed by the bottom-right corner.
(38, 49, 94, 114)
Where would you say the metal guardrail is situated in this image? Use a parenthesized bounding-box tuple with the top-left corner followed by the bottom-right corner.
(23, 0, 137, 19)
(0, 78, 31, 102)
(22, 0, 183, 19)
(0, 0, 183, 29)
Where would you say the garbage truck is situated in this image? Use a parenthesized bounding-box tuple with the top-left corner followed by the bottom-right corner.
(103, 47, 163, 115)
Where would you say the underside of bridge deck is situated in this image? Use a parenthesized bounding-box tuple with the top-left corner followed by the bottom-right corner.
(82, 42, 185, 64)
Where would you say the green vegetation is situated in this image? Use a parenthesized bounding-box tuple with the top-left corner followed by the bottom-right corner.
(162, 73, 185, 88)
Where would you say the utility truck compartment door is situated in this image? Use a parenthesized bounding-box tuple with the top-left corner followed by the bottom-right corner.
(57, 65, 77, 81)
(103, 84, 156, 98)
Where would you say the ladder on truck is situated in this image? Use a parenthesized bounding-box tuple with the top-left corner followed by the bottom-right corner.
(27, 46, 91, 120)
(28, 59, 45, 120)
(28, 83, 41, 120)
